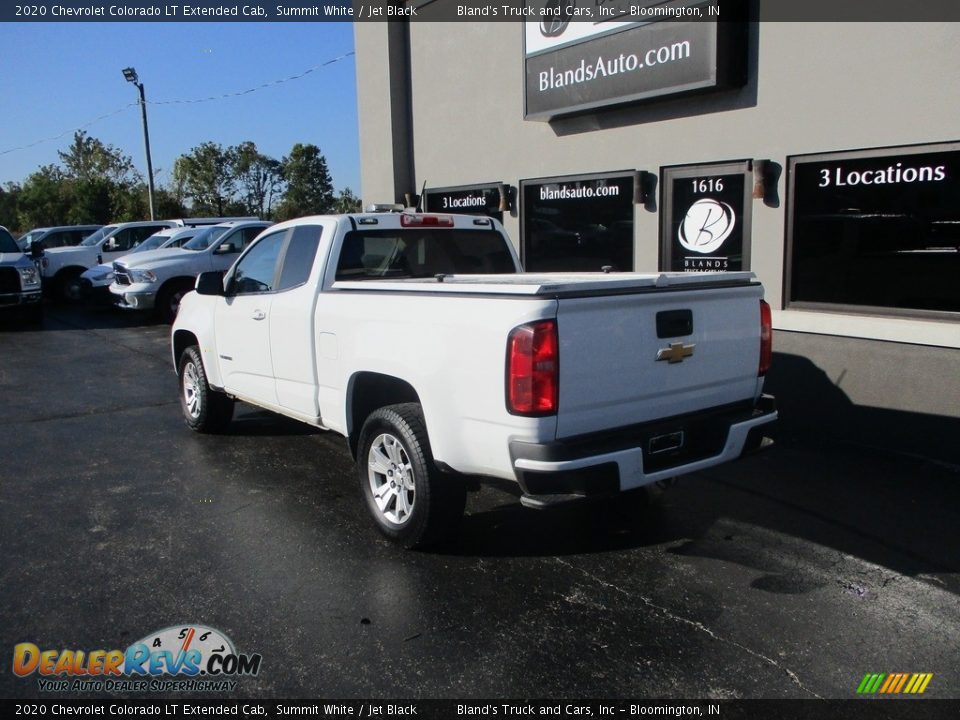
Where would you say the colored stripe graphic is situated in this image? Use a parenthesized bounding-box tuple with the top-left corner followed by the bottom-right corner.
(858, 672, 933, 694)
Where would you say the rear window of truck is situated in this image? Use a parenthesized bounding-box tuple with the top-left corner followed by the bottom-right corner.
(335, 229, 516, 280)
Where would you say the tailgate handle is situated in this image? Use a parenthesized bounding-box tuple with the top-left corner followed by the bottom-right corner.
(656, 309, 693, 338)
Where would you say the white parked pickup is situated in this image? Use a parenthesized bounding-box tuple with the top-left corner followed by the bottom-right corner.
(171, 211, 777, 547)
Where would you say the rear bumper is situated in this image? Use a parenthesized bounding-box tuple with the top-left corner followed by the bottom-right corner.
(509, 395, 777, 496)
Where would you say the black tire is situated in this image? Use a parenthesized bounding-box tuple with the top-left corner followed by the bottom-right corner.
(357, 403, 466, 549)
(158, 280, 194, 324)
(57, 270, 83, 303)
(178, 346, 234, 433)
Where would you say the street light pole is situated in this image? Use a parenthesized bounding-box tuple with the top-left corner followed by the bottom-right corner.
(122, 67, 156, 220)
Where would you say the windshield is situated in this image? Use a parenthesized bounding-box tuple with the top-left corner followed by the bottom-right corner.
(18, 230, 46, 247)
(0, 228, 20, 253)
(133, 233, 170, 252)
(183, 225, 229, 251)
(80, 225, 118, 247)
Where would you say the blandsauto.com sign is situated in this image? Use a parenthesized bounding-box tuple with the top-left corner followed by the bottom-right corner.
(523, 0, 747, 120)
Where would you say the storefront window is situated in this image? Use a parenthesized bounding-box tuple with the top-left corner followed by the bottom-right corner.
(521, 172, 634, 272)
(786, 143, 960, 317)
(660, 160, 752, 272)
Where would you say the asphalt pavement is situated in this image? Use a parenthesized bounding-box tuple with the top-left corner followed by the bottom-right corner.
(1, 305, 958, 700)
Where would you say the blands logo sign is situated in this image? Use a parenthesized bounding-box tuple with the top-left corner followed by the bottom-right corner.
(857, 673, 933, 695)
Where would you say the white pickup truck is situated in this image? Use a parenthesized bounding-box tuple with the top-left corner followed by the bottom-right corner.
(172, 211, 776, 547)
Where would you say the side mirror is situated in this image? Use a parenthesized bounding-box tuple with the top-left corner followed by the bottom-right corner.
(195, 271, 225, 296)
(29, 240, 45, 260)
(214, 242, 237, 255)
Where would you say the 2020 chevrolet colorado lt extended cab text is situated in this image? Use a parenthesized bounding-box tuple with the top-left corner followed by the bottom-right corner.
(172, 211, 776, 547)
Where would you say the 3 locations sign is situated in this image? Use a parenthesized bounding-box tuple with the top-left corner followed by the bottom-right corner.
(424, 184, 504, 221)
(661, 161, 751, 272)
(787, 143, 960, 315)
(523, 0, 747, 120)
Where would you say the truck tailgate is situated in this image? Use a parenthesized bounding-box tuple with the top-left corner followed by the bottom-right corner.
(555, 282, 763, 439)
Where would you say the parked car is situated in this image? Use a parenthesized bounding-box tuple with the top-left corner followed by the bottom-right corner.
(17, 225, 101, 252)
(172, 210, 777, 548)
(111, 220, 272, 322)
(79, 226, 207, 303)
(39, 218, 256, 302)
(0, 225, 43, 323)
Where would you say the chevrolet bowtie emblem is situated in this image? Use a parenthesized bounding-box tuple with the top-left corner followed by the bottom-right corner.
(656, 342, 695, 363)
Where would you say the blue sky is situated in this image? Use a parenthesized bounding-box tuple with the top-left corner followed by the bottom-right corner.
(0, 22, 360, 193)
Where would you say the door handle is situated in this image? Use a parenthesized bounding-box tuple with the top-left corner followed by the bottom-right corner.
(252, 310, 266, 320)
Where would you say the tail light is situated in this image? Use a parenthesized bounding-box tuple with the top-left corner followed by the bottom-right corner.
(400, 213, 454, 227)
(507, 320, 558, 415)
(759, 299, 773, 376)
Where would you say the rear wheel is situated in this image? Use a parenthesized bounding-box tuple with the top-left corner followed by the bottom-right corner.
(158, 280, 195, 324)
(357, 403, 465, 549)
(178, 346, 234, 433)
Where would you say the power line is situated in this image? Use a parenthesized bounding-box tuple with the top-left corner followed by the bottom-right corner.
(0, 51, 355, 158)
(0, 103, 139, 157)
(149, 51, 355, 106)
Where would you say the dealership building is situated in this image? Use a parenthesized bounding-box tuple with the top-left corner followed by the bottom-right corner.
(354, 8, 960, 464)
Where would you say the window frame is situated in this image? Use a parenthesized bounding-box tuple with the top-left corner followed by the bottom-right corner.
(784, 141, 960, 322)
(225, 224, 326, 297)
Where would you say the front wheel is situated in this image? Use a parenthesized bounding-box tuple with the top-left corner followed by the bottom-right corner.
(357, 403, 465, 549)
(158, 280, 194, 324)
(178, 346, 234, 433)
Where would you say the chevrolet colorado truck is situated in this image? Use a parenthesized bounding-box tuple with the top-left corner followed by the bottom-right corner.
(172, 211, 776, 547)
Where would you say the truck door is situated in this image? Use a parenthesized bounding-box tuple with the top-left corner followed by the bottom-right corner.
(214, 229, 288, 407)
(267, 224, 325, 418)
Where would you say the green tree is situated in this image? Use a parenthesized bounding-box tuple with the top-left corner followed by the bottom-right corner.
(16, 165, 72, 229)
(0, 183, 21, 233)
(275, 143, 334, 220)
(333, 187, 362, 214)
(230, 141, 283, 218)
(58, 131, 140, 186)
(173, 143, 236, 215)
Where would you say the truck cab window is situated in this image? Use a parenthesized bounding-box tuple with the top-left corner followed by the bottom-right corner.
(230, 232, 286, 295)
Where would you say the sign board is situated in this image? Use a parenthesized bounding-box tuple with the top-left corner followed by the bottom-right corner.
(786, 143, 960, 316)
(523, 0, 747, 120)
(424, 183, 504, 221)
(660, 161, 751, 272)
(521, 172, 634, 272)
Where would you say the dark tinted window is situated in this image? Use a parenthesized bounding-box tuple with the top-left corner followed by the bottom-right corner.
(0, 228, 19, 253)
(241, 226, 265, 249)
(230, 232, 286, 294)
(522, 174, 634, 272)
(336, 229, 515, 280)
(278, 225, 322, 290)
(788, 145, 960, 315)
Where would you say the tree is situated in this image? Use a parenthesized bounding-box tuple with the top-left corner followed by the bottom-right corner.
(172, 143, 236, 216)
(333, 187, 362, 214)
(58, 131, 140, 186)
(0, 183, 21, 233)
(275, 143, 334, 220)
(230, 141, 283, 218)
(16, 165, 72, 229)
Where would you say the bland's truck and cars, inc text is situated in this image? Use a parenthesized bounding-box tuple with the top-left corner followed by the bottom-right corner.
(172, 210, 776, 548)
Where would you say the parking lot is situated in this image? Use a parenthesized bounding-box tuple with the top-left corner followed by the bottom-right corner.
(1, 305, 958, 700)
